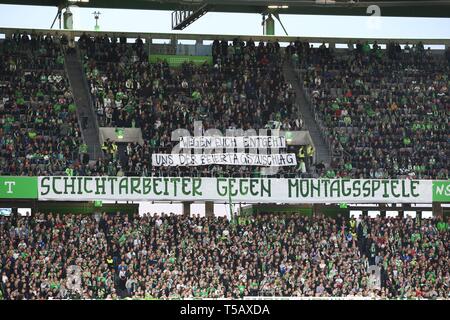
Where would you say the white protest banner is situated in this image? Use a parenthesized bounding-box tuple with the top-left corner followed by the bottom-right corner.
(179, 136, 286, 149)
(151, 153, 297, 166)
(36, 177, 448, 204)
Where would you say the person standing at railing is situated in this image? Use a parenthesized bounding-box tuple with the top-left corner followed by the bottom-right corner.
(79, 142, 88, 165)
(292, 51, 299, 69)
(297, 145, 305, 162)
(297, 158, 306, 175)
(306, 144, 315, 168)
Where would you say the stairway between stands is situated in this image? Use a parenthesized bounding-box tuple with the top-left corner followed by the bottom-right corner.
(283, 60, 332, 167)
(64, 48, 103, 162)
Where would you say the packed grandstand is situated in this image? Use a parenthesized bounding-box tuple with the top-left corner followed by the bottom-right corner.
(1, 212, 449, 299)
(0, 30, 449, 300)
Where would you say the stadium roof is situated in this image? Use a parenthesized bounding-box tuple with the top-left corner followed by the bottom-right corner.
(1, 0, 450, 18)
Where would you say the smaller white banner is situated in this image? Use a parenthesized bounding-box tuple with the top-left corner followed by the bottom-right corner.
(152, 153, 297, 166)
(179, 136, 286, 149)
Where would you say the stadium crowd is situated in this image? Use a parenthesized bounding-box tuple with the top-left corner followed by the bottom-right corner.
(0, 32, 83, 176)
(296, 40, 449, 179)
(0, 211, 448, 300)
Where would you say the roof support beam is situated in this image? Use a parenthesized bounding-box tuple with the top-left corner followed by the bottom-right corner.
(171, 3, 209, 30)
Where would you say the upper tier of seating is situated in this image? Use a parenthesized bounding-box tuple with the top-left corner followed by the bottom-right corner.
(0, 33, 83, 176)
(295, 41, 449, 179)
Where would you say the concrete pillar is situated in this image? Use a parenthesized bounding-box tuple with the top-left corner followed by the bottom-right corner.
(263, 14, 275, 36)
(182, 201, 192, 217)
(170, 35, 177, 54)
(416, 211, 422, 220)
(195, 39, 203, 56)
(205, 201, 214, 218)
(398, 205, 405, 219)
(146, 37, 152, 54)
(432, 202, 443, 218)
